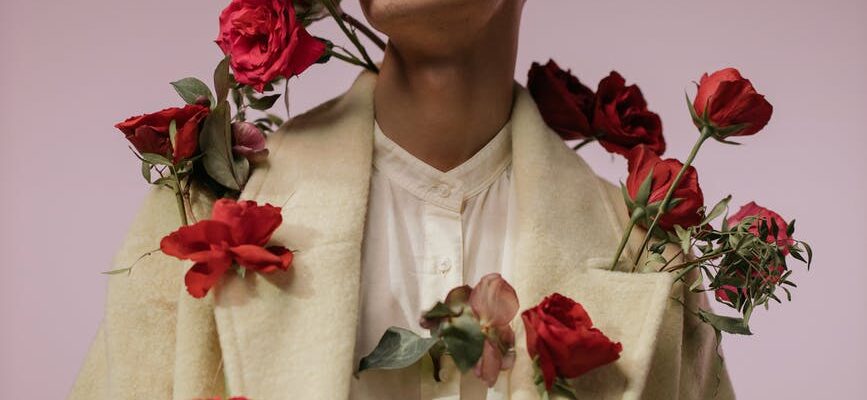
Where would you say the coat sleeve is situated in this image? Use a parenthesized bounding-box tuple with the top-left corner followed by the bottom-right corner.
(69, 185, 224, 400)
(600, 178, 736, 400)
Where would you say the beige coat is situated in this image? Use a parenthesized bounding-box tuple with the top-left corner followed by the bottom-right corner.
(70, 71, 734, 400)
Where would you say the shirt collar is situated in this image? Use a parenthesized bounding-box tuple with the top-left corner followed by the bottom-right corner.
(372, 120, 513, 212)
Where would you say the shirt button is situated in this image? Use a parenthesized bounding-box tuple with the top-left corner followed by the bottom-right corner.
(436, 257, 452, 273)
(434, 183, 451, 198)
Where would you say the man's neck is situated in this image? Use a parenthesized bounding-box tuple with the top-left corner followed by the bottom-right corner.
(372, 6, 521, 172)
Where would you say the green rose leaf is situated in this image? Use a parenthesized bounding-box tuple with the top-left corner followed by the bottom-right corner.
(698, 309, 752, 335)
(674, 225, 692, 255)
(635, 166, 655, 206)
(214, 56, 231, 104)
(141, 161, 153, 183)
(199, 101, 249, 191)
(439, 312, 485, 373)
(358, 327, 439, 373)
(702, 195, 732, 226)
(247, 93, 282, 111)
(170, 77, 214, 106)
(139, 152, 173, 167)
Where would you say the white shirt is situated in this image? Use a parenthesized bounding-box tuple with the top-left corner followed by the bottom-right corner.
(351, 121, 516, 399)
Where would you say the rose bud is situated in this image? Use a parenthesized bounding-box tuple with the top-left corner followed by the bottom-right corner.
(693, 68, 773, 138)
(521, 293, 622, 390)
(593, 71, 666, 156)
(626, 145, 704, 230)
(527, 60, 596, 140)
(217, 0, 327, 92)
(232, 122, 269, 163)
(115, 104, 209, 163)
(727, 201, 793, 254)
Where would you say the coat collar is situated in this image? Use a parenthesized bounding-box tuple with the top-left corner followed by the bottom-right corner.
(211, 71, 674, 399)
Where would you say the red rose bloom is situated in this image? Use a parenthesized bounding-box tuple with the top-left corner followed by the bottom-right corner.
(593, 71, 665, 156)
(727, 201, 793, 255)
(160, 199, 293, 298)
(626, 145, 705, 230)
(115, 105, 209, 163)
(693, 68, 773, 137)
(216, 0, 327, 92)
(521, 293, 622, 390)
(527, 60, 596, 140)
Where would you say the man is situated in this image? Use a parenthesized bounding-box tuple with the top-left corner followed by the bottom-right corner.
(71, 0, 733, 398)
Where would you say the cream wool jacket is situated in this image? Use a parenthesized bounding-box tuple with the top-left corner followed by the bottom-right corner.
(71, 71, 734, 400)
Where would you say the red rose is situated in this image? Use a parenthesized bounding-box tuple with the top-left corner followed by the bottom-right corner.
(521, 293, 622, 390)
(216, 0, 327, 92)
(160, 199, 293, 298)
(727, 201, 793, 255)
(693, 68, 773, 137)
(593, 71, 665, 156)
(115, 105, 209, 163)
(626, 145, 704, 230)
(527, 60, 596, 140)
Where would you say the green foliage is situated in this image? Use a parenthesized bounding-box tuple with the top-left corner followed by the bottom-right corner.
(214, 57, 231, 104)
(438, 312, 485, 372)
(358, 327, 439, 373)
(199, 101, 249, 191)
(171, 77, 214, 106)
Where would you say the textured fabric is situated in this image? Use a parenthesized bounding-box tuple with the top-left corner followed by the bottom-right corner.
(70, 71, 734, 400)
(351, 121, 515, 399)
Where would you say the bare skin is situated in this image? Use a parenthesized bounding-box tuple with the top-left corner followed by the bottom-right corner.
(360, 0, 526, 171)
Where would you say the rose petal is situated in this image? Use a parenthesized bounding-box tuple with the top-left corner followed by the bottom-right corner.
(211, 199, 283, 246)
(184, 255, 232, 298)
(473, 340, 503, 388)
(469, 273, 519, 327)
(160, 220, 232, 261)
(230, 244, 293, 273)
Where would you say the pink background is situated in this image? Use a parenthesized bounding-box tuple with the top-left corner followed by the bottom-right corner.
(1, 0, 865, 398)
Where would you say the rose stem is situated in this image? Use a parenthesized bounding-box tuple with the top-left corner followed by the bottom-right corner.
(571, 137, 597, 151)
(326, 47, 367, 68)
(341, 13, 386, 50)
(630, 126, 713, 272)
(608, 207, 644, 270)
(320, 0, 379, 73)
(182, 177, 197, 224)
(283, 78, 291, 118)
(169, 166, 189, 226)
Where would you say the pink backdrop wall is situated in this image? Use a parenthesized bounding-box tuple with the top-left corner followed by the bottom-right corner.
(1, 0, 865, 398)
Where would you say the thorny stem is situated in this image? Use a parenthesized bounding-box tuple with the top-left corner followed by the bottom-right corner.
(181, 177, 197, 224)
(632, 126, 713, 271)
(327, 47, 368, 68)
(664, 248, 735, 273)
(320, 0, 379, 73)
(169, 166, 189, 226)
(341, 13, 386, 50)
(608, 208, 642, 271)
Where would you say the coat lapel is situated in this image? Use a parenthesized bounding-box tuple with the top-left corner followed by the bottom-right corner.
(507, 86, 676, 400)
(213, 72, 377, 399)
